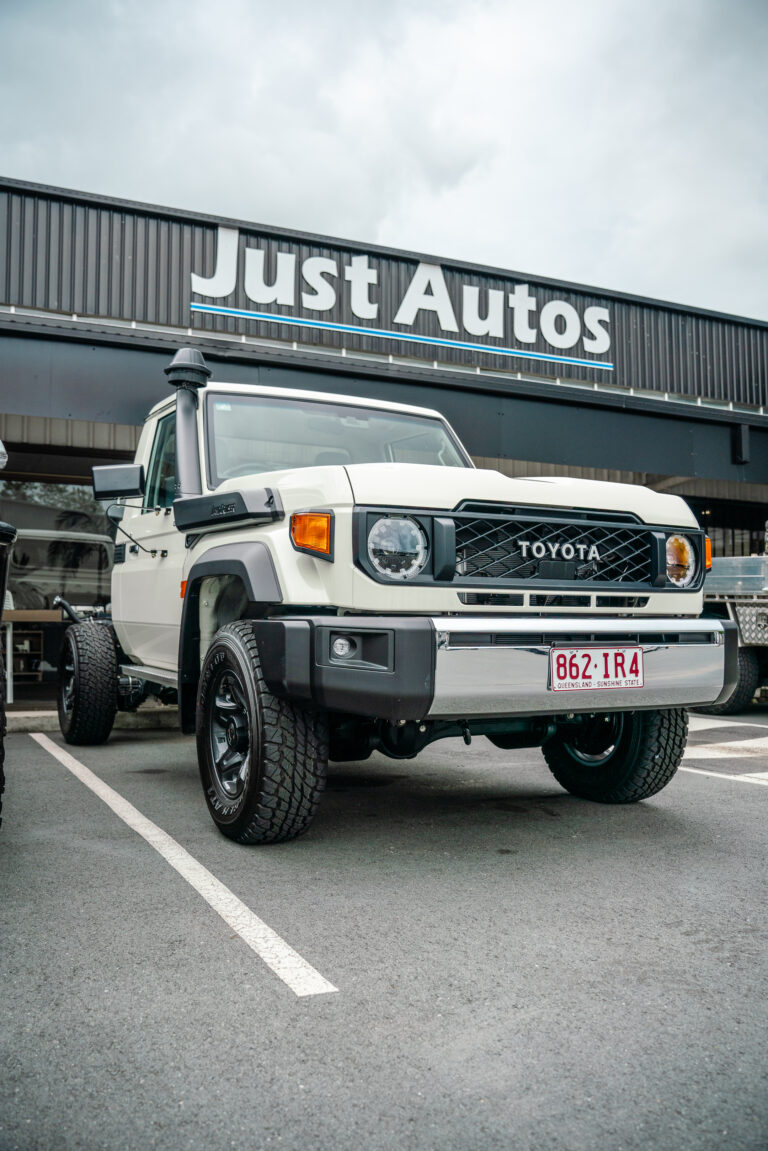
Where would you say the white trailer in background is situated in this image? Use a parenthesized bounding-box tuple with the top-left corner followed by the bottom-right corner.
(701, 556, 768, 713)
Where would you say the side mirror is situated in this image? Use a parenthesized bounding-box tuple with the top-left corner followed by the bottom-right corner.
(92, 464, 145, 500)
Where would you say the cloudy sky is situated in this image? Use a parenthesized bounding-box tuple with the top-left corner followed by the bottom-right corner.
(1, 0, 766, 320)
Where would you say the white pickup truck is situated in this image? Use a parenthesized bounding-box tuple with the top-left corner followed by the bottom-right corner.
(57, 348, 736, 844)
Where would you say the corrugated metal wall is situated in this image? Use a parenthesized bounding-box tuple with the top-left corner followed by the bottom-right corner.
(0, 413, 140, 454)
(2, 178, 767, 405)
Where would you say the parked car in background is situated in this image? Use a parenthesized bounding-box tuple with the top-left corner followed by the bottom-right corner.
(8, 530, 112, 611)
(3, 530, 112, 701)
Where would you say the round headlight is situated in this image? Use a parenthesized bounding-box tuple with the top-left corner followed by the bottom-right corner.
(367, 516, 428, 580)
(666, 534, 696, 587)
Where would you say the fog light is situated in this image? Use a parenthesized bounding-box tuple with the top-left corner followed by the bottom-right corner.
(332, 635, 354, 658)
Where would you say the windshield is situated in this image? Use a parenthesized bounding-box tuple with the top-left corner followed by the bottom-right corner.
(206, 393, 470, 485)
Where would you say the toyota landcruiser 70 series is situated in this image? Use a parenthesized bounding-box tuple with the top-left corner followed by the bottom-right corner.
(57, 348, 736, 844)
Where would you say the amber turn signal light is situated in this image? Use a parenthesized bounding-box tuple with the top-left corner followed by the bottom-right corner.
(180, 580, 187, 599)
(291, 512, 332, 556)
(705, 537, 712, 571)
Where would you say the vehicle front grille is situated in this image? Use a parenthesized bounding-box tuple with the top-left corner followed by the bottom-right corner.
(453, 515, 654, 586)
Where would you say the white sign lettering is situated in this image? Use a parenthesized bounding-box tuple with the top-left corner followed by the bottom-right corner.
(245, 248, 295, 306)
(462, 286, 505, 338)
(191, 226, 239, 298)
(302, 257, 337, 312)
(393, 262, 459, 332)
(190, 226, 613, 360)
(344, 255, 378, 319)
(507, 283, 538, 344)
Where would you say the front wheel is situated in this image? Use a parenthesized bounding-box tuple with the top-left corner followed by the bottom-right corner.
(196, 621, 328, 844)
(542, 708, 688, 803)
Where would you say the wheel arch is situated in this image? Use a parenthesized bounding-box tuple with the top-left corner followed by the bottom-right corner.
(178, 541, 283, 733)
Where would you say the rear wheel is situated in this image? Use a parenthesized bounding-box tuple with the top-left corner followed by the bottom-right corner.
(542, 708, 687, 803)
(58, 623, 118, 745)
(695, 647, 759, 716)
(196, 621, 328, 844)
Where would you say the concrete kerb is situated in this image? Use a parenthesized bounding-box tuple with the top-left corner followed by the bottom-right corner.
(6, 706, 179, 734)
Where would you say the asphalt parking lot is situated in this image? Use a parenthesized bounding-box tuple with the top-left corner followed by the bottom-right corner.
(1, 712, 767, 1151)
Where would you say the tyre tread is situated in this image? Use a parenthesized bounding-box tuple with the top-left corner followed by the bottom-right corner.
(59, 622, 118, 745)
(200, 621, 327, 845)
(543, 708, 687, 804)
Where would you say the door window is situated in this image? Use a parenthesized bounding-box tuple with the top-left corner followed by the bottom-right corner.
(143, 415, 176, 510)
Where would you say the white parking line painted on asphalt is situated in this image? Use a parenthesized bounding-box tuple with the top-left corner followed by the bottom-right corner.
(684, 733, 768, 760)
(680, 766, 768, 786)
(688, 716, 768, 734)
(31, 733, 338, 999)
(685, 715, 768, 764)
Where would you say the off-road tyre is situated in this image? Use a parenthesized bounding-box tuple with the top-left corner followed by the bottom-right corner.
(196, 620, 328, 844)
(542, 708, 687, 803)
(58, 622, 118, 745)
(695, 647, 760, 716)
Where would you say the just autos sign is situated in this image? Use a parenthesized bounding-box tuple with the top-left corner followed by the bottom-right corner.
(190, 227, 614, 378)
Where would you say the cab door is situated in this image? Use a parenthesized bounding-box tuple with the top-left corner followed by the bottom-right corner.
(112, 413, 188, 671)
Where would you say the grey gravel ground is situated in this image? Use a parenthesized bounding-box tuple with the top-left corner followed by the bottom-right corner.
(1, 720, 766, 1151)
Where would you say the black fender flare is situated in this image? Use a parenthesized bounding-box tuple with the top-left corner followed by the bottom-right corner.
(177, 541, 282, 732)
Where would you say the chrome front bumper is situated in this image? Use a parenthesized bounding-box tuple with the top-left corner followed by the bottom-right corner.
(427, 616, 736, 718)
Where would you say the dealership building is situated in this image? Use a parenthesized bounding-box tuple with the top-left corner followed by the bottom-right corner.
(1, 176, 767, 697)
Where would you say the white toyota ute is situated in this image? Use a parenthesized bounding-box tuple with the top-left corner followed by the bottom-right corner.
(57, 348, 736, 844)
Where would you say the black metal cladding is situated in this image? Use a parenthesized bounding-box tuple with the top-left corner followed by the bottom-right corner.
(1, 177, 767, 406)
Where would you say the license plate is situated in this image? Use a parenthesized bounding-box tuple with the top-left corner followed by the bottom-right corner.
(549, 646, 644, 691)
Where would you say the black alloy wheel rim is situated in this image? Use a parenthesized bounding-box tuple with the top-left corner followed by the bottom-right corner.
(60, 637, 77, 716)
(567, 713, 625, 765)
(209, 668, 252, 800)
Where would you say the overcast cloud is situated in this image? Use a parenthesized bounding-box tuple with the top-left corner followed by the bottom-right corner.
(1, 0, 767, 319)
